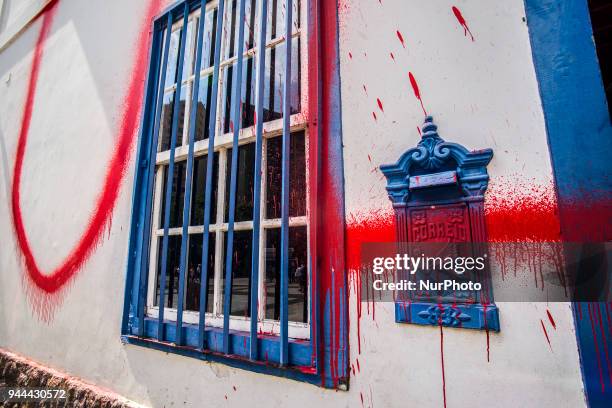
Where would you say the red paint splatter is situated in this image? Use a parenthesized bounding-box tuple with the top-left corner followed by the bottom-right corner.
(10, 0, 163, 319)
(372, 112, 377, 121)
(367, 154, 372, 163)
(390, 52, 395, 62)
(452, 6, 474, 41)
(360, 392, 364, 407)
(376, 98, 384, 113)
(396, 30, 406, 48)
(588, 303, 606, 392)
(595, 303, 612, 387)
(362, 84, 368, 95)
(439, 322, 447, 408)
(540, 319, 552, 351)
(546, 309, 556, 330)
(232, 386, 237, 391)
(408, 72, 427, 116)
(416, 126, 421, 136)
(348, 52, 353, 59)
(356, 357, 360, 372)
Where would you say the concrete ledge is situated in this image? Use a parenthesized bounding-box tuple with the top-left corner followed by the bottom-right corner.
(0, 347, 144, 408)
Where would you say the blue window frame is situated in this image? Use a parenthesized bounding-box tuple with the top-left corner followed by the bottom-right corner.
(122, 0, 349, 388)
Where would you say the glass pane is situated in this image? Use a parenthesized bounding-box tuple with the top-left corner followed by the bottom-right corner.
(199, 8, 218, 70)
(262, 37, 301, 123)
(160, 162, 187, 229)
(185, 233, 216, 313)
(266, 131, 306, 219)
(264, 226, 308, 322)
(159, 91, 174, 151)
(220, 53, 257, 134)
(224, 143, 255, 222)
(191, 152, 219, 225)
(182, 19, 195, 80)
(221, 230, 253, 317)
(266, 0, 300, 43)
(164, 27, 182, 87)
(194, 74, 215, 142)
(155, 234, 181, 308)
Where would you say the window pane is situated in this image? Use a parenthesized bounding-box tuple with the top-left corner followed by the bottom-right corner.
(221, 230, 253, 317)
(155, 235, 181, 308)
(224, 143, 255, 222)
(159, 91, 174, 151)
(262, 37, 301, 123)
(264, 226, 308, 322)
(220, 27, 301, 134)
(191, 152, 219, 225)
(266, 0, 300, 44)
(199, 8, 218, 70)
(164, 27, 182, 87)
(194, 74, 215, 142)
(185, 233, 216, 313)
(160, 162, 187, 229)
(182, 19, 195, 80)
(266, 131, 306, 219)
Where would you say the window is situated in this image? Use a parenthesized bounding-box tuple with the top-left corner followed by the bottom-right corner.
(122, 0, 348, 388)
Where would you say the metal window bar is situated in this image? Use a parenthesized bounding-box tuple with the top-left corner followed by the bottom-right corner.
(199, 0, 226, 351)
(175, 0, 208, 346)
(249, 0, 268, 361)
(279, 0, 293, 366)
(157, 3, 190, 341)
(223, 0, 248, 354)
(136, 15, 171, 337)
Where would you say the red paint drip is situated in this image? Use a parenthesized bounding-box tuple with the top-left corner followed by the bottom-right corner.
(396, 30, 406, 48)
(408, 72, 427, 116)
(546, 309, 556, 330)
(595, 303, 612, 387)
(376, 98, 384, 112)
(439, 322, 447, 408)
(11, 0, 163, 319)
(540, 319, 552, 351)
(588, 303, 606, 392)
(452, 6, 474, 41)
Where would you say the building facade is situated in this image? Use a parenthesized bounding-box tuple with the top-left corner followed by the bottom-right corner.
(0, 0, 610, 407)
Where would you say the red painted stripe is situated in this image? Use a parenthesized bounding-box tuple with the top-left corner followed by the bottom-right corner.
(11, 0, 163, 297)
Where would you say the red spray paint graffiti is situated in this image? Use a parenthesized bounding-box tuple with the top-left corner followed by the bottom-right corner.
(11, 0, 163, 319)
(452, 6, 474, 41)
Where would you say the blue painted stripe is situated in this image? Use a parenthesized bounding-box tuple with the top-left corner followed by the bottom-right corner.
(279, 0, 293, 366)
(175, 0, 208, 346)
(199, 0, 226, 350)
(249, 0, 269, 361)
(158, 4, 190, 341)
(122, 17, 162, 336)
(223, 0, 248, 354)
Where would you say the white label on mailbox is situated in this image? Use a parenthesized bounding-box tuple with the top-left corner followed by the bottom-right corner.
(409, 171, 457, 189)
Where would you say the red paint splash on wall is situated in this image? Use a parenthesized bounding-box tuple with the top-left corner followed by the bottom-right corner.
(546, 309, 556, 330)
(452, 6, 474, 41)
(408, 72, 427, 116)
(10, 0, 163, 320)
(390, 52, 395, 62)
(376, 98, 384, 113)
(396, 30, 406, 48)
(439, 322, 447, 408)
(540, 319, 552, 350)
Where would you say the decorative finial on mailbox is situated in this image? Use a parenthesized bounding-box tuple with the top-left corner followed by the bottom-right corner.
(380, 114, 494, 204)
(421, 115, 439, 139)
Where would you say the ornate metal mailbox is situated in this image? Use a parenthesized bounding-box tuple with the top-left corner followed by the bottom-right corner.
(380, 116, 499, 330)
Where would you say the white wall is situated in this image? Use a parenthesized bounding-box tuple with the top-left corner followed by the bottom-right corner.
(0, 0, 586, 407)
